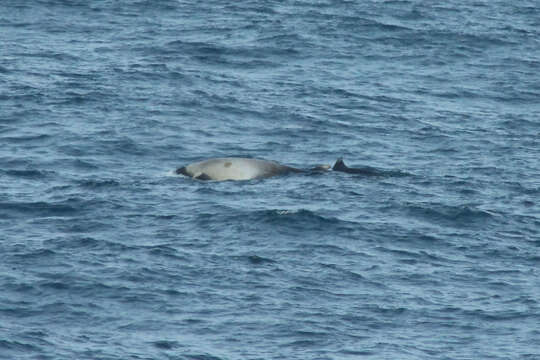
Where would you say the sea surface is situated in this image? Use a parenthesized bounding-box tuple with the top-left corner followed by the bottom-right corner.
(1, 1, 539, 359)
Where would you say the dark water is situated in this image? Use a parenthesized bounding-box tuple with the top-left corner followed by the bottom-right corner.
(1, 1, 539, 359)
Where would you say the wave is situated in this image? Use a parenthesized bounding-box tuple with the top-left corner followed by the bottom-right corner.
(405, 202, 497, 229)
(0, 198, 116, 219)
(0, 201, 78, 218)
(1, 169, 52, 179)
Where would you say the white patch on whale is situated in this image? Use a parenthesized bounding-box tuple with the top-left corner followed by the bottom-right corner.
(176, 157, 329, 181)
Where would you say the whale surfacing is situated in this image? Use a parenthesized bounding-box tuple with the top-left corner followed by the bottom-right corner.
(176, 157, 304, 181)
(176, 156, 398, 181)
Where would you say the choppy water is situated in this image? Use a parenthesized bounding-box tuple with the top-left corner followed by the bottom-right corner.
(1, 1, 540, 359)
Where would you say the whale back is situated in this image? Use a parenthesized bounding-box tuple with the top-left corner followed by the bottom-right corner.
(178, 157, 298, 181)
(332, 158, 387, 176)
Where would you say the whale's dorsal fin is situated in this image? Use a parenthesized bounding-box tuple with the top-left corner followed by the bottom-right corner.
(333, 157, 348, 171)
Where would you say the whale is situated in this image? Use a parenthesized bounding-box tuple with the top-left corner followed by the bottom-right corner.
(176, 157, 330, 181)
(176, 157, 402, 181)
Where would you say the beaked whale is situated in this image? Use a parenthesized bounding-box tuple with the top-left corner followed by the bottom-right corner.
(176, 157, 330, 181)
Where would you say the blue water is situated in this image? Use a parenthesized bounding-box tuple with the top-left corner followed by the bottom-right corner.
(1, 1, 539, 359)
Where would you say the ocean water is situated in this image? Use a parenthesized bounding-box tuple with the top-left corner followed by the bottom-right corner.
(1, 1, 539, 359)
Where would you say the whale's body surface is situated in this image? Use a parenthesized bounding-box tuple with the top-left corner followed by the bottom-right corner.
(176, 157, 301, 181)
